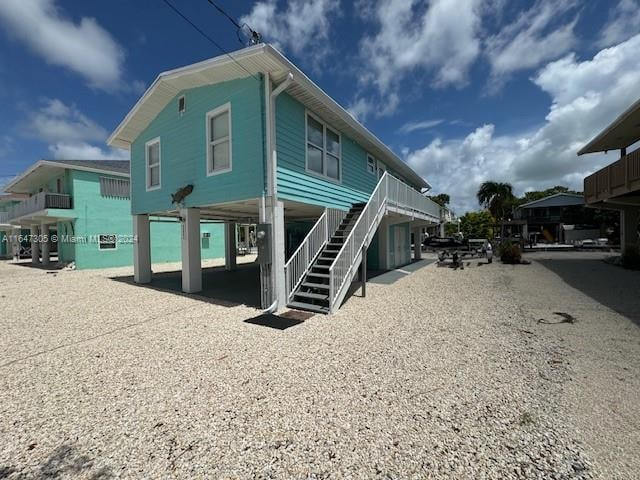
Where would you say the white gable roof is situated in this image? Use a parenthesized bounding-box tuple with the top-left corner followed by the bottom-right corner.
(107, 44, 429, 190)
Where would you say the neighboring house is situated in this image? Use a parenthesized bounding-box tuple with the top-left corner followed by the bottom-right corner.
(0, 193, 28, 258)
(3, 160, 225, 269)
(578, 97, 640, 254)
(515, 193, 600, 244)
(108, 44, 442, 314)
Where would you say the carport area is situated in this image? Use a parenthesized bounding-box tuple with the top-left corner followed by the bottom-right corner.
(132, 198, 325, 309)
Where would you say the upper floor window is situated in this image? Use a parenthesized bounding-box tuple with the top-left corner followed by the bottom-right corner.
(145, 137, 161, 191)
(206, 103, 232, 176)
(306, 113, 341, 181)
(367, 155, 376, 174)
(178, 95, 186, 114)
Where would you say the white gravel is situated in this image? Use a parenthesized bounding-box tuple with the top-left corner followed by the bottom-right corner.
(0, 252, 638, 479)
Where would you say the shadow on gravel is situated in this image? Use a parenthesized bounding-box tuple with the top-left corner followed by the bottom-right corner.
(537, 258, 640, 326)
(0, 443, 111, 479)
(110, 262, 261, 308)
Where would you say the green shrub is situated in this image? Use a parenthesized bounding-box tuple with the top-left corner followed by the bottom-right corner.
(499, 240, 522, 264)
(622, 245, 640, 270)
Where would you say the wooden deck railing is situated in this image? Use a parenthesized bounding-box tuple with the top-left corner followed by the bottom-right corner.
(584, 148, 640, 203)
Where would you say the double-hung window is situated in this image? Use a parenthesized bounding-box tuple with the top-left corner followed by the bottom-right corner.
(206, 103, 232, 175)
(145, 138, 161, 191)
(306, 113, 341, 181)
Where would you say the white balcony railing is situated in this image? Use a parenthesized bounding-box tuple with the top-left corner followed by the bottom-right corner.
(7, 192, 72, 221)
(0, 212, 8, 225)
(328, 172, 441, 312)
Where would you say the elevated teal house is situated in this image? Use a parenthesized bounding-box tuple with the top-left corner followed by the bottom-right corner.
(108, 44, 442, 313)
(3, 160, 224, 269)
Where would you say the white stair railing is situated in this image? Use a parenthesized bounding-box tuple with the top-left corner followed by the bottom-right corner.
(328, 172, 441, 312)
(284, 207, 347, 302)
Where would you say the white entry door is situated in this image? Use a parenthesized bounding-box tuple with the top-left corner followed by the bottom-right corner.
(393, 226, 408, 268)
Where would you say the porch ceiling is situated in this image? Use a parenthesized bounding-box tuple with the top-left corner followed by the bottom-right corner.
(578, 96, 640, 154)
(149, 199, 324, 222)
(10, 210, 76, 226)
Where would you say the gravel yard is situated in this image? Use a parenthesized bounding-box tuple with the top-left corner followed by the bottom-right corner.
(0, 252, 638, 479)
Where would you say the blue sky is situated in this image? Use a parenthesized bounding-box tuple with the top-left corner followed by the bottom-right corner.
(1, 0, 639, 212)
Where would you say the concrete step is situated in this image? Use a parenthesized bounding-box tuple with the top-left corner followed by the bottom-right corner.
(302, 282, 329, 290)
(295, 291, 329, 301)
(307, 272, 330, 279)
(288, 301, 329, 314)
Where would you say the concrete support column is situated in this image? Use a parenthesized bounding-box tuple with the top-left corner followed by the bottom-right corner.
(133, 214, 151, 284)
(412, 227, 422, 261)
(439, 222, 446, 237)
(621, 208, 640, 254)
(30, 225, 40, 264)
(244, 225, 251, 249)
(225, 222, 237, 271)
(40, 224, 50, 266)
(11, 228, 20, 262)
(274, 201, 287, 310)
(181, 208, 202, 293)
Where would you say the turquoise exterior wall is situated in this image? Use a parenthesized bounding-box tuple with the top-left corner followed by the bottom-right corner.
(57, 170, 224, 269)
(130, 77, 265, 215)
(275, 93, 379, 210)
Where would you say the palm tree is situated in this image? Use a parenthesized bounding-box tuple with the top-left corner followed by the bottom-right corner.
(477, 181, 515, 237)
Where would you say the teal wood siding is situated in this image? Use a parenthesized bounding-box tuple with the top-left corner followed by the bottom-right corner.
(275, 93, 379, 210)
(61, 170, 224, 269)
(130, 77, 265, 215)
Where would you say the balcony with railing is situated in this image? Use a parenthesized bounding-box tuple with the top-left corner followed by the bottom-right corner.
(7, 192, 72, 221)
(584, 148, 640, 204)
(0, 212, 9, 225)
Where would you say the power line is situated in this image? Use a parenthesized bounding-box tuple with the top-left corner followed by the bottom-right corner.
(160, 0, 259, 81)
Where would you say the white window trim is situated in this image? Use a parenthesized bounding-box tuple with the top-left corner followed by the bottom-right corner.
(367, 154, 376, 175)
(145, 137, 161, 192)
(98, 234, 118, 251)
(206, 102, 232, 177)
(305, 110, 342, 183)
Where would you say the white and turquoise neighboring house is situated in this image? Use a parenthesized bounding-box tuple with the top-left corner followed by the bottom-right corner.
(0, 193, 29, 258)
(108, 44, 442, 313)
(2, 159, 225, 269)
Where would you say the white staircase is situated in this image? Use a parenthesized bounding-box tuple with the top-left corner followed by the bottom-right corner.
(284, 172, 441, 314)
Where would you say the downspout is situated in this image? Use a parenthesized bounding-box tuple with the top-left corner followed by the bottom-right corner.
(263, 71, 294, 314)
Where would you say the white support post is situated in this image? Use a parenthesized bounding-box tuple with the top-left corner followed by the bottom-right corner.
(31, 225, 40, 265)
(244, 225, 250, 250)
(273, 200, 287, 311)
(412, 226, 422, 261)
(621, 208, 640, 255)
(11, 227, 20, 262)
(225, 222, 237, 271)
(439, 222, 446, 237)
(181, 208, 202, 293)
(40, 223, 50, 266)
(133, 214, 151, 284)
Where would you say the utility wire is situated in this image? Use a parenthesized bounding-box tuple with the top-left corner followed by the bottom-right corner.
(204, 0, 263, 46)
(160, 0, 259, 81)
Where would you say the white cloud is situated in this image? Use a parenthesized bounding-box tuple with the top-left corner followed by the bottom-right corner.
(407, 34, 640, 213)
(49, 142, 129, 161)
(598, 0, 640, 47)
(360, 0, 481, 92)
(26, 99, 108, 144)
(0, 0, 125, 90)
(241, 0, 340, 61)
(399, 119, 443, 134)
(484, 0, 579, 88)
(350, 0, 482, 119)
(24, 99, 127, 160)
